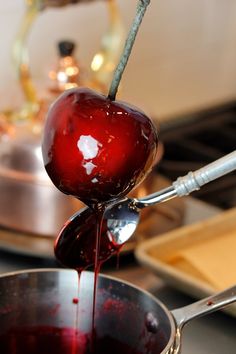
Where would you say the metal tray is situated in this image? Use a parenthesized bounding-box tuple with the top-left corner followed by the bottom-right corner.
(135, 207, 236, 317)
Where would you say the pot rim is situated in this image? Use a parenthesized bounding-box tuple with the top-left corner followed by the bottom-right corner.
(0, 267, 177, 354)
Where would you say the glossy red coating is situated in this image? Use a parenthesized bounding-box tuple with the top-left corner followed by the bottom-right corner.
(42, 88, 158, 205)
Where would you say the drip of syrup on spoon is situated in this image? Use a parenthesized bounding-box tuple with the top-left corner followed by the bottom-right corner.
(55, 150, 236, 268)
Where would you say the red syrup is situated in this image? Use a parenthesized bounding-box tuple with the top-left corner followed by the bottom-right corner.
(89, 206, 105, 352)
(54, 206, 122, 271)
(55, 204, 123, 352)
(0, 326, 144, 354)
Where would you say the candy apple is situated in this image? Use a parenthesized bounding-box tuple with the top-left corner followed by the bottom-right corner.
(42, 87, 158, 206)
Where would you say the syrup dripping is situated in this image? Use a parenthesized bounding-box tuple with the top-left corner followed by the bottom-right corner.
(54, 202, 123, 353)
(54, 206, 122, 271)
(90, 204, 105, 353)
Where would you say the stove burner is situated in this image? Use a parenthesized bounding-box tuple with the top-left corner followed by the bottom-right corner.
(158, 102, 236, 209)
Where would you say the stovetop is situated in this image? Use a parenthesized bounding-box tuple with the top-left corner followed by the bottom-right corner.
(158, 101, 236, 209)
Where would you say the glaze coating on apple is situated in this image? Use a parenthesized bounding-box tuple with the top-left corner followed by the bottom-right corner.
(42, 87, 158, 205)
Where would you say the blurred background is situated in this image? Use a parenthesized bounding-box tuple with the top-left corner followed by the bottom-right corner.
(1, 0, 236, 119)
(0, 0, 235, 252)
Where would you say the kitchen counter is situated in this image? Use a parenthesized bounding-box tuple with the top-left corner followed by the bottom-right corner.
(0, 198, 235, 353)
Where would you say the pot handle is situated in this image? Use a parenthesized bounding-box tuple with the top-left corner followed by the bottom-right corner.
(171, 285, 236, 330)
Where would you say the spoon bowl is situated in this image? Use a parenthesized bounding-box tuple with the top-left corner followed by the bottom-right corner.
(55, 151, 236, 268)
(54, 206, 123, 270)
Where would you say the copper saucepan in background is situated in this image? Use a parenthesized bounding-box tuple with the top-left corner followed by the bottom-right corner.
(0, 123, 178, 241)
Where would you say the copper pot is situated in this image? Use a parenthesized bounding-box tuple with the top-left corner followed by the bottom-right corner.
(0, 269, 235, 353)
(0, 121, 84, 237)
(0, 120, 168, 239)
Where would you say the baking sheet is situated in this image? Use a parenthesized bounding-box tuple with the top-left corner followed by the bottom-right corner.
(135, 207, 236, 316)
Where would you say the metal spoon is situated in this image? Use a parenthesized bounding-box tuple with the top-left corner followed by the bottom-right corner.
(55, 151, 236, 269)
(104, 150, 236, 244)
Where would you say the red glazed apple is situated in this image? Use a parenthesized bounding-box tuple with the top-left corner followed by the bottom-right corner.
(42, 87, 158, 206)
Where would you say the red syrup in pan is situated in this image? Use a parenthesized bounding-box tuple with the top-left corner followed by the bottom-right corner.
(0, 326, 144, 354)
(0, 311, 164, 354)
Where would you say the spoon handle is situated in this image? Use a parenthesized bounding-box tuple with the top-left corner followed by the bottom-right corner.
(173, 150, 236, 196)
(137, 150, 236, 207)
(171, 284, 236, 329)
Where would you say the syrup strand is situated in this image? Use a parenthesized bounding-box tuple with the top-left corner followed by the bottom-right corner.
(108, 0, 151, 101)
(72, 271, 81, 354)
(116, 249, 121, 270)
(91, 205, 105, 352)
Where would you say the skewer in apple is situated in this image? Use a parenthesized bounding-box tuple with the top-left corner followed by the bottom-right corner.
(42, 0, 158, 208)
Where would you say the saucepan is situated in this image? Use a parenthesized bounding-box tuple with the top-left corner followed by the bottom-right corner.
(0, 269, 235, 354)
